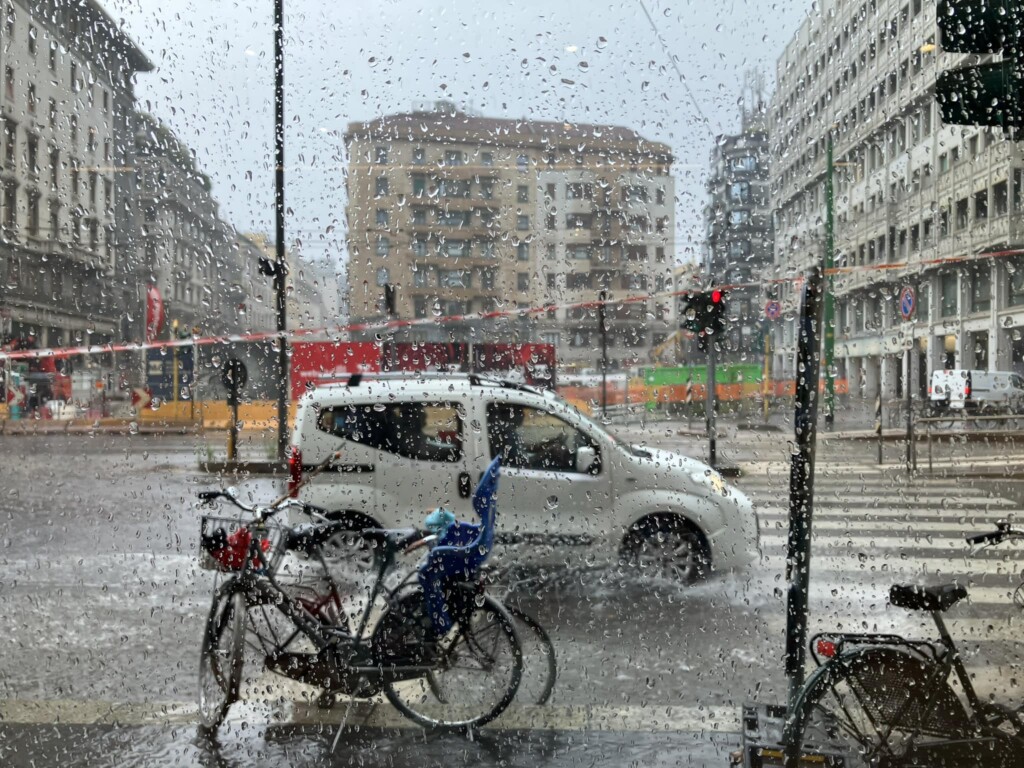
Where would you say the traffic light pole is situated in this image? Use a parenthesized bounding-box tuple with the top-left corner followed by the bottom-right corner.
(599, 290, 608, 418)
(273, 0, 289, 465)
(706, 341, 717, 467)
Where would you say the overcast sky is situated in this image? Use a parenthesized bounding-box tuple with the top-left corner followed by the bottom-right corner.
(105, 0, 814, 267)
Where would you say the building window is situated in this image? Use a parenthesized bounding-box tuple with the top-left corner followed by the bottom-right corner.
(102, 89, 108, 113)
(4, 67, 13, 100)
(516, 185, 529, 203)
(2, 120, 14, 168)
(517, 272, 529, 291)
(26, 83, 35, 113)
(974, 189, 988, 221)
(104, 179, 111, 212)
(49, 147, 58, 190)
(656, 187, 666, 204)
(940, 272, 958, 318)
(87, 128, 96, 154)
(566, 182, 593, 200)
(3, 181, 16, 232)
(48, 42, 57, 72)
(545, 244, 556, 260)
(48, 200, 58, 241)
(481, 151, 493, 166)
(375, 176, 388, 196)
(25, 134, 37, 178)
(955, 198, 969, 229)
(728, 182, 750, 203)
(412, 147, 424, 165)
(479, 177, 495, 199)
(26, 190, 39, 237)
(376, 209, 389, 226)
(48, 98, 56, 128)
(517, 242, 529, 261)
(566, 272, 592, 290)
(442, 240, 470, 258)
(412, 266, 429, 287)
(445, 150, 463, 166)
(412, 207, 427, 225)
(1008, 259, 1024, 307)
(516, 215, 529, 231)
(69, 115, 77, 148)
(970, 268, 991, 312)
(375, 236, 390, 257)
(729, 210, 750, 225)
(70, 61, 79, 92)
(656, 246, 666, 263)
(994, 181, 1009, 216)
(374, 146, 387, 164)
(438, 269, 469, 289)
(516, 153, 528, 171)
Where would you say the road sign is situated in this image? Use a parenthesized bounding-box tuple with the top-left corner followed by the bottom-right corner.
(899, 286, 916, 321)
(765, 300, 782, 321)
(221, 358, 248, 392)
(131, 387, 152, 409)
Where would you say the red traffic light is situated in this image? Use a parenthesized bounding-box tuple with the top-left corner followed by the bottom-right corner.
(711, 289, 723, 303)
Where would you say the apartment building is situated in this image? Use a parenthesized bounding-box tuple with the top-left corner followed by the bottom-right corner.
(0, 0, 151, 349)
(344, 102, 676, 372)
(771, 0, 1024, 400)
(704, 89, 773, 363)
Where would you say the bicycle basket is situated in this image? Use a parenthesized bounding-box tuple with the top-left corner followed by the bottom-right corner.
(844, 650, 971, 739)
(199, 514, 282, 574)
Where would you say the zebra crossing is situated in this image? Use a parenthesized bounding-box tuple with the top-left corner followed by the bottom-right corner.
(735, 461, 1024, 695)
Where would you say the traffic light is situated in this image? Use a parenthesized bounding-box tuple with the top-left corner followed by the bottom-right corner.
(383, 283, 397, 317)
(681, 289, 727, 353)
(934, 0, 1024, 130)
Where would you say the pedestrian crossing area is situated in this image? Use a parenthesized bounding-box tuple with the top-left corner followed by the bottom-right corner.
(735, 463, 1024, 692)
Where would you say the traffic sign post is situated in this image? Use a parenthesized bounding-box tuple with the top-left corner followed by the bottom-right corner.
(900, 286, 917, 475)
(222, 358, 248, 462)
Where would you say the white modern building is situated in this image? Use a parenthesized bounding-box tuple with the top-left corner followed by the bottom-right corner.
(770, 0, 1024, 400)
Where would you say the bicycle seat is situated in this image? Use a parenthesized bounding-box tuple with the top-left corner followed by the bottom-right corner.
(890, 583, 967, 612)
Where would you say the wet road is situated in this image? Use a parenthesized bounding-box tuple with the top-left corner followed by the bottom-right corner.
(1, 430, 1022, 766)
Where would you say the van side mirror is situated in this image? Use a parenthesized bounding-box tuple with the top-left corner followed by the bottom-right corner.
(576, 445, 598, 474)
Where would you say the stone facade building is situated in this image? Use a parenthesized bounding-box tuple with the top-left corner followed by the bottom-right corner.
(344, 102, 676, 372)
(770, 0, 1024, 400)
(0, 0, 151, 349)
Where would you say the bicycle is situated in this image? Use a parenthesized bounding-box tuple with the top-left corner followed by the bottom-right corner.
(197, 455, 522, 733)
(781, 521, 1024, 767)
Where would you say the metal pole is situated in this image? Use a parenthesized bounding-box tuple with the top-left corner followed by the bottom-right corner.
(784, 265, 826, 717)
(824, 133, 836, 431)
(905, 346, 913, 475)
(763, 323, 771, 424)
(273, 0, 289, 464)
(707, 341, 717, 468)
(599, 290, 608, 417)
(876, 393, 883, 465)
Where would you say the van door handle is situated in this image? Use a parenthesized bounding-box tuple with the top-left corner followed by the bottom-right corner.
(458, 472, 472, 498)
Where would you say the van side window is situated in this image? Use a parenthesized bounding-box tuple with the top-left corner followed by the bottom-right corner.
(318, 402, 463, 463)
(382, 402, 463, 463)
(317, 405, 388, 447)
(487, 403, 597, 473)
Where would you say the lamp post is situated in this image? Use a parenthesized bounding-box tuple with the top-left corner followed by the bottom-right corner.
(824, 134, 836, 431)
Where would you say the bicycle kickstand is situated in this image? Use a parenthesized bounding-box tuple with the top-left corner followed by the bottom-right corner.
(330, 695, 359, 754)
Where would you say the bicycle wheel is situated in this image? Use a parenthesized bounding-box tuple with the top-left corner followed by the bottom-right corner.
(506, 606, 556, 705)
(1014, 583, 1024, 611)
(198, 590, 246, 730)
(380, 591, 522, 731)
(784, 647, 980, 768)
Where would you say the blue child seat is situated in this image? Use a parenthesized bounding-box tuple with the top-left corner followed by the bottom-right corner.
(418, 455, 501, 633)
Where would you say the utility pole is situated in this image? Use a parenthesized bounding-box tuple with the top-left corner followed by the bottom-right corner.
(598, 289, 608, 417)
(273, 0, 289, 464)
(823, 133, 836, 431)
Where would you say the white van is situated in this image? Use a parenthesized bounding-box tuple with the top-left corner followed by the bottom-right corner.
(929, 369, 1024, 413)
(288, 374, 758, 584)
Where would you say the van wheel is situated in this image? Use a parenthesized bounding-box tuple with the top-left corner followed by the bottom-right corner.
(321, 511, 382, 572)
(619, 515, 710, 585)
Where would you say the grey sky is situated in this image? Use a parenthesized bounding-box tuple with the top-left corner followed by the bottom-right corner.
(106, 0, 813, 266)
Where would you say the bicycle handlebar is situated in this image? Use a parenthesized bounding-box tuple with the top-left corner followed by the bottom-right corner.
(966, 521, 1022, 546)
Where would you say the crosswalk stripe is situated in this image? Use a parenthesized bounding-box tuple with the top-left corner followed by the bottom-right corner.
(759, 553, 1022, 577)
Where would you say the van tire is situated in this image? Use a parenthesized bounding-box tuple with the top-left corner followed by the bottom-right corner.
(619, 514, 710, 585)
(320, 510, 383, 571)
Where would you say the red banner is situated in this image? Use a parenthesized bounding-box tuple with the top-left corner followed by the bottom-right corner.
(145, 285, 164, 342)
(290, 341, 381, 399)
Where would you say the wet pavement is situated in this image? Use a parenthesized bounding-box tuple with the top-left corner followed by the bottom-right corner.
(1, 429, 1023, 766)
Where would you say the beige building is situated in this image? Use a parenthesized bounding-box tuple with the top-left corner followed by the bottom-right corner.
(344, 102, 676, 372)
(771, 0, 1024, 400)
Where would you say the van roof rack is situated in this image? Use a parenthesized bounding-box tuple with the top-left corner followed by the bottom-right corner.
(340, 370, 547, 396)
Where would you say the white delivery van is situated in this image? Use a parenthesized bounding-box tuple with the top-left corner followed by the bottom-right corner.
(929, 369, 1024, 414)
(288, 374, 759, 584)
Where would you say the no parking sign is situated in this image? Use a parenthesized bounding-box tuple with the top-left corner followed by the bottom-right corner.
(899, 286, 916, 321)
